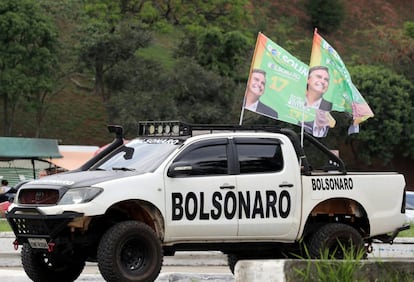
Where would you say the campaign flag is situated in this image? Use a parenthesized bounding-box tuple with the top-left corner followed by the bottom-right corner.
(242, 32, 315, 125)
(309, 29, 374, 133)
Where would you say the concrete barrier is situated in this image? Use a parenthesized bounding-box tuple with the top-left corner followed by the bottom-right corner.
(235, 259, 414, 282)
(233, 238, 414, 281)
(369, 237, 414, 258)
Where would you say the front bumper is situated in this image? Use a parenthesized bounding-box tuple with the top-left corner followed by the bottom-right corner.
(6, 206, 83, 245)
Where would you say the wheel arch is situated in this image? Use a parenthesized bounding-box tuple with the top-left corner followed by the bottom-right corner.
(302, 197, 370, 240)
(103, 199, 165, 240)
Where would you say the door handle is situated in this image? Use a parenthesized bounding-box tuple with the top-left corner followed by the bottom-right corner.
(279, 183, 293, 188)
(220, 185, 235, 189)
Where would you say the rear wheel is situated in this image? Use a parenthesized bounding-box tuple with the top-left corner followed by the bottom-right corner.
(97, 221, 163, 282)
(21, 243, 85, 282)
(308, 223, 365, 259)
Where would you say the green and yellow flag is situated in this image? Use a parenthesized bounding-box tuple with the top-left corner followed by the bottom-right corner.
(242, 31, 373, 136)
(242, 32, 314, 125)
(309, 29, 374, 133)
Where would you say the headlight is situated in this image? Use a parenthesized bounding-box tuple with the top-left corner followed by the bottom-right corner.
(58, 187, 103, 205)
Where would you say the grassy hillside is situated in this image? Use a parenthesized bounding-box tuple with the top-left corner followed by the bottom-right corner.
(13, 79, 112, 146)
(4, 0, 414, 147)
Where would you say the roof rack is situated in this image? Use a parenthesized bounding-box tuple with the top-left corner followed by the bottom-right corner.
(137, 120, 282, 137)
(136, 120, 346, 175)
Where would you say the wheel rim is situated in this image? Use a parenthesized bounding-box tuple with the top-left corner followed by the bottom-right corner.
(120, 238, 147, 272)
(38, 252, 66, 271)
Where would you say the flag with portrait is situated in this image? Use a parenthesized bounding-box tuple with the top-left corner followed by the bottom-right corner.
(309, 29, 374, 133)
(241, 31, 374, 137)
(241, 32, 314, 125)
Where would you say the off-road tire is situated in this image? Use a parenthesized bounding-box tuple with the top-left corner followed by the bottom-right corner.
(308, 223, 365, 259)
(97, 221, 163, 282)
(21, 243, 85, 282)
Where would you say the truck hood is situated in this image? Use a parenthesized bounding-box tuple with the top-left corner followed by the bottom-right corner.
(22, 170, 143, 189)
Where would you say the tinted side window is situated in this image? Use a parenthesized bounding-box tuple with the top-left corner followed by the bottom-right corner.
(173, 143, 228, 176)
(236, 139, 283, 174)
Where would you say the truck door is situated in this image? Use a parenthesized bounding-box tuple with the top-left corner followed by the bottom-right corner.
(164, 138, 238, 240)
(234, 137, 300, 239)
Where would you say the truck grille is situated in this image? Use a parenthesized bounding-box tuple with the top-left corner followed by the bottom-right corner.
(9, 217, 63, 236)
(18, 189, 60, 205)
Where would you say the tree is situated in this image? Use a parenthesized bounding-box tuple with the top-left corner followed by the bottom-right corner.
(79, 0, 253, 125)
(169, 59, 238, 124)
(0, 0, 59, 136)
(148, 0, 251, 29)
(176, 27, 252, 80)
(106, 56, 177, 136)
(78, 0, 151, 104)
(352, 25, 414, 82)
(346, 65, 414, 164)
(404, 21, 414, 38)
(108, 57, 240, 136)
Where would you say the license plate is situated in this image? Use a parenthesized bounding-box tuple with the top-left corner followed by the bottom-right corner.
(28, 238, 48, 249)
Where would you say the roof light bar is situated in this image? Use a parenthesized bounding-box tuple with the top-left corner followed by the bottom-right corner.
(138, 121, 191, 137)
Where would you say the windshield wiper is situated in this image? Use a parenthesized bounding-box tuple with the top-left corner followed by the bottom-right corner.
(112, 167, 136, 171)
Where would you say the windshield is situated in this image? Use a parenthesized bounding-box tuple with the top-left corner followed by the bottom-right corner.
(92, 139, 180, 172)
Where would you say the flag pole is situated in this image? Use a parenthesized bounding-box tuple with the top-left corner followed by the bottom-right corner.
(300, 28, 317, 147)
(300, 108, 305, 147)
(239, 96, 246, 125)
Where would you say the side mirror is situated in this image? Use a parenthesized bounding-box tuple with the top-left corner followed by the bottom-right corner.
(167, 163, 193, 177)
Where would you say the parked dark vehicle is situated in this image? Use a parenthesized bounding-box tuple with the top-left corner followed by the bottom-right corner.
(406, 191, 414, 222)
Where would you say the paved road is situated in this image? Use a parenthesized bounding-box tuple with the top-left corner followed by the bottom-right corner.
(0, 266, 234, 282)
(0, 251, 234, 282)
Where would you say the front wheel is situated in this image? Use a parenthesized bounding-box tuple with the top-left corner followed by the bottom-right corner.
(308, 223, 365, 259)
(21, 243, 85, 282)
(97, 221, 163, 282)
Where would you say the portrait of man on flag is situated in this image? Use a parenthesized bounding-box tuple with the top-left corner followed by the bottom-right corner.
(244, 68, 279, 118)
(240, 32, 310, 125)
(302, 65, 336, 137)
(309, 29, 374, 135)
(241, 30, 373, 139)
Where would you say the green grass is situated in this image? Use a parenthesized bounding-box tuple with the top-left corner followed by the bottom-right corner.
(396, 223, 414, 237)
(0, 219, 10, 232)
(291, 241, 414, 282)
(292, 241, 366, 282)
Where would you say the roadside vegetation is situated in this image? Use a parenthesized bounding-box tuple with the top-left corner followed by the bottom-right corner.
(291, 242, 414, 282)
(292, 242, 366, 282)
(0, 219, 10, 232)
(397, 223, 414, 237)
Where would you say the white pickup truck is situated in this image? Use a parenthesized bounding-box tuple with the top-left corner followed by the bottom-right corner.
(6, 121, 409, 282)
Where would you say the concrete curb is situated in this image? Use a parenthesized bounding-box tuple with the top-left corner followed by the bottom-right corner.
(157, 272, 234, 282)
